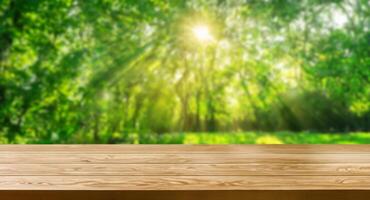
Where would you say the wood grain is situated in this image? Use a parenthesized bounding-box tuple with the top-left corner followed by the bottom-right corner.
(1, 144, 370, 154)
(1, 176, 370, 190)
(2, 153, 370, 164)
(0, 145, 370, 192)
(1, 164, 370, 176)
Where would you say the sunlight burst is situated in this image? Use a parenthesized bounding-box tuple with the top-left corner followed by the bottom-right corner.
(192, 25, 213, 42)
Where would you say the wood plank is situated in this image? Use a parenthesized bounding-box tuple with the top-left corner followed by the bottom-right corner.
(1, 176, 370, 190)
(1, 145, 370, 192)
(1, 164, 370, 176)
(1, 145, 370, 154)
(1, 153, 370, 164)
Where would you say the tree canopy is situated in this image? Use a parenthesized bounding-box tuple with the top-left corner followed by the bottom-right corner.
(0, 0, 369, 143)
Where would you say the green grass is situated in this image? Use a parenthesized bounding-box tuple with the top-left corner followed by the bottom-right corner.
(2, 131, 369, 144)
(133, 132, 370, 144)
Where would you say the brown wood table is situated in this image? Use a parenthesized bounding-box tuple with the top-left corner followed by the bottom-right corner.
(1, 145, 370, 199)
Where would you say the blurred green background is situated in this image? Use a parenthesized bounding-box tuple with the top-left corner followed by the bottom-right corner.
(0, 0, 369, 144)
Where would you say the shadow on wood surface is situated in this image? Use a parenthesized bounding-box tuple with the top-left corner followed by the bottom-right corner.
(2, 191, 370, 200)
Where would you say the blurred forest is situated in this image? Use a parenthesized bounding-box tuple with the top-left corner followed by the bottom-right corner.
(0, 0, 369, 144)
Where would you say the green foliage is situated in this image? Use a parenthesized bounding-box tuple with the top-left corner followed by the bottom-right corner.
(0, 0, 369, 143)
(178, 132, 370, 144)
(1, 131, 369, 144)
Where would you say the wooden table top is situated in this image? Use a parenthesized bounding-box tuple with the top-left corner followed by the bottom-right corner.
(1, 145, 370, 190)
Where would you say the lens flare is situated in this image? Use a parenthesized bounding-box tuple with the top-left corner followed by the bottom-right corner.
(192, 25, 213, 42)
